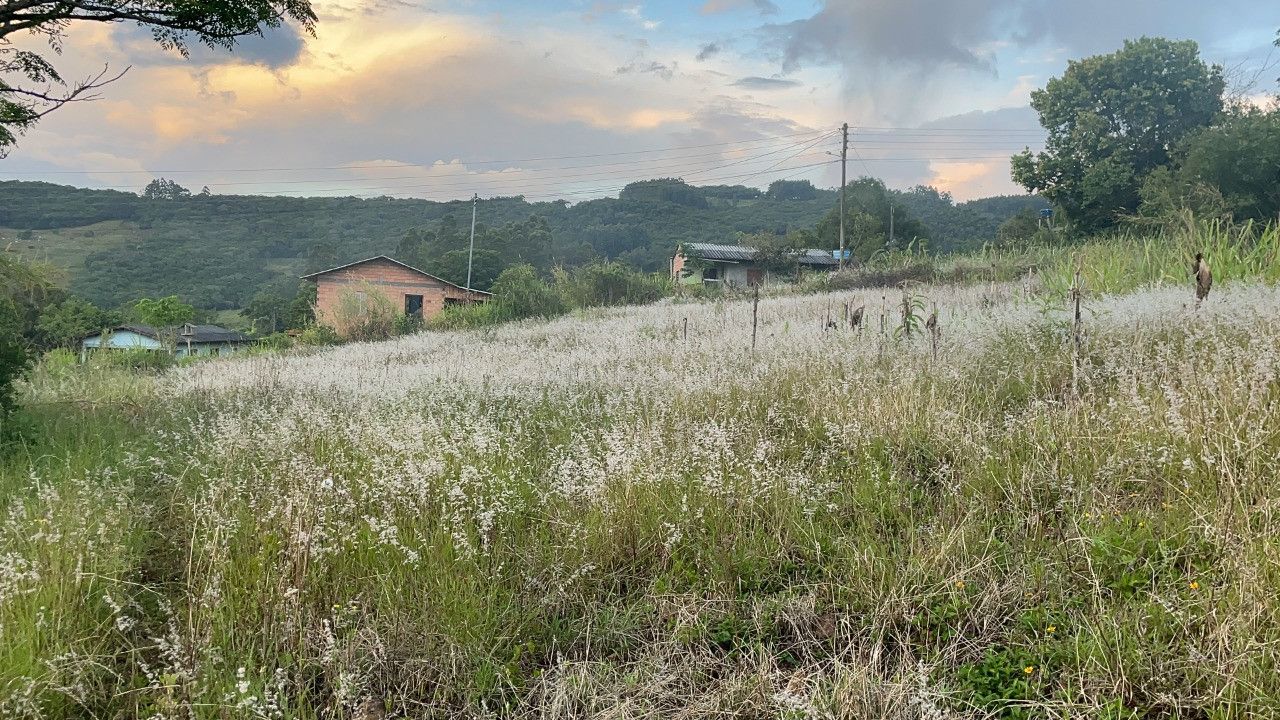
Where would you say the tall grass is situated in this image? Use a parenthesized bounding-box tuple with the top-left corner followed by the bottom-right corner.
(1034, 218, 1280, 297)
(3, 259, 1280, 717)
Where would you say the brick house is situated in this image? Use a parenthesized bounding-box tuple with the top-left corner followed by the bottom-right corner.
(302, 256, 489, 332)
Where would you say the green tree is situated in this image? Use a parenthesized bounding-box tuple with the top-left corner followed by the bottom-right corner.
(134, 295, 195, 328)
(0, 0, 316, 155)
(36, 297, 120, 350)
(740, 230, 805, 275)
(816, 178, 925, 260)
(1011, 38, 1225, 232)
(0, 297, 29, 416)
(995, 210, 1044, 248)
(435, 249, 505, 291)
(1155, 108, 1280, 222)
(142, 178, 192, 200)
(766, 179, 818, 201)
(240, 292, 289, 335)
(134, 295, 195, 349)
(490, 264, 563, 320)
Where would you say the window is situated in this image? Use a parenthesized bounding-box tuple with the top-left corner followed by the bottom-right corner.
(703, 267, 720, 281)
(444, 297, 467, 307)
(405, 294, 424, 317)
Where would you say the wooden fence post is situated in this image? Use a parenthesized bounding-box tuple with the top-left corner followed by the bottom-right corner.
(1071, 256, 1084, 398)
(751, 285, 760, 351)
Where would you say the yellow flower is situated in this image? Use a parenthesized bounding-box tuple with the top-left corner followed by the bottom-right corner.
(1189, 580, 1200, 590)
(955, 580, 966, 590)
(1024, 665, 1035, 675)
(1046, 625, 1057, 634)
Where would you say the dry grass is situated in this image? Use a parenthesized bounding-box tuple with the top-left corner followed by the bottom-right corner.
(2, 271, 1280, 718)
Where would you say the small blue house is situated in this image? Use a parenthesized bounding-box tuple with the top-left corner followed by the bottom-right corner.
(81, 324, 252, 360)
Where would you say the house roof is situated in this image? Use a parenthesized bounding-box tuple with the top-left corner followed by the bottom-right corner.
(681, 242, 840, 266)
(683, 243, 756, 262)
(300, 255, 493, 295)
(797, 249, 840, 267)
(85, 324, 251, 344)
(178, 324, 253, 343)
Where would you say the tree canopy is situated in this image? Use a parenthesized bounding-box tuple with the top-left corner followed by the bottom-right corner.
(1011, 37, 1225, 232)
(815, 178, 927, 260)
(0, 0, 316, 154)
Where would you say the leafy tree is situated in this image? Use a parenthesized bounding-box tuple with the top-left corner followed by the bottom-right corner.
(1162, 108, 1280, 222)
(766, 179, 818, 201)
(995, 210, 1043, 248)
(239, 281, 314, 334)
(134, 295, 195, 349)
(1011, 38, 1225, 232)
(435, 249, 504, 291)
(619, 179, 708, 208)
(0, 297, 29, 416)
(1135, 167, 1229, 225)
(816, 178, 925, 260)
(142, 178, 192, 200)
(740, 230, 805, 275)
(0, 0, 316, 155)
(36, 297, 121, 350)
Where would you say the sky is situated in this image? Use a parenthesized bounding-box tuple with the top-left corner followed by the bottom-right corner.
(2, 0, 1276, 202)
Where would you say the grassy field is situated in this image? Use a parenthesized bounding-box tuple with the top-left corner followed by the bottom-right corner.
(2, 236, 1279, 718)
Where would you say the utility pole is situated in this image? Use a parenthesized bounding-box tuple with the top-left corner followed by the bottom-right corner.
(839, 123, 848, 270)
(889, 205, 894, 250)
(465, 193, 477, 295)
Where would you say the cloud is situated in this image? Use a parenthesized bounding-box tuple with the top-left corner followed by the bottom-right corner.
(732, 76, 801, 90)
(621, 5, 662, 31)
(8, 10, 841, 202)
(696, 42, 721, 61)
(113, 23, 307, 69)
(700, 0, 778, 15)
(767, 0, 1278, 77)
(616, 60, 677, 80)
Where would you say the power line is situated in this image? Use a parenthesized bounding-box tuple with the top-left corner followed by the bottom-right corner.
(0, 159, 841, 217)
(0, 135, 839, 196)
(0, 128, 834, 177)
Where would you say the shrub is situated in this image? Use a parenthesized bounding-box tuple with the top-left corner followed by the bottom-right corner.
(331, 284, 398, 341)
(256, 332, 295, 351)
(553, 261, 668, 309)
(491, 264, 564, 320)
(89, 348, 173, 371)
(297, 325, 341, 347)
(393, 313, 424, 336)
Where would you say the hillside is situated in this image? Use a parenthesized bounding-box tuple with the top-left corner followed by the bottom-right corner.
(0, 180, 1045, 310)
(5, 259, 1279, 715)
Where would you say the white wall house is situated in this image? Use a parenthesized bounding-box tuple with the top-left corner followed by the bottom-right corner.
(81, 324, 252, 360)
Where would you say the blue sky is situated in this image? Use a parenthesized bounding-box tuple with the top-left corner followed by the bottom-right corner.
(2, 0, 1276, 201)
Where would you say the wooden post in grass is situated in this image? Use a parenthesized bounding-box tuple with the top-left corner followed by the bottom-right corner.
(927, 301, 939, 362)
(1070, 255, 1084, 398)
(878, 294, 887, 360)
(751, 285, 759, 351)
(682, 317, 688, 341)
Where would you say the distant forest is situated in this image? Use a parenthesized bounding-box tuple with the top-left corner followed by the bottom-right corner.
(0, 179, 1046, 310)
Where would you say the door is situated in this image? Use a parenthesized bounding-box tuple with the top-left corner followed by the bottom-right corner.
(746, 268, 763, 287)
(405, 294, 424, 318)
